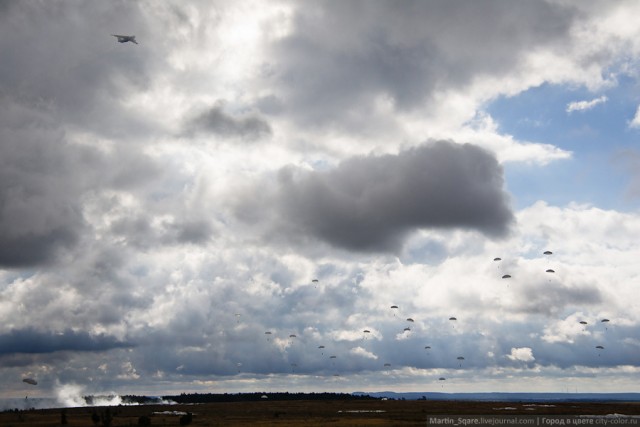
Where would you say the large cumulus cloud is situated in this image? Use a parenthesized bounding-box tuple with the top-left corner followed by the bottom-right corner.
(259, 0, 578, 128)
(236, 140, 514, 252)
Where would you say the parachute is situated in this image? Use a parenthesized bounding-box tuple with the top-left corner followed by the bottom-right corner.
(457, 356, 465, 367)
(545, 269, 555, 273)
(390, 305, 399, 317)
(601, 319, 610, 331)
(406, 318, 414, 322)
(22, 378, 37, 386)
(449, 316, 457, 329)
(424, 346, 431, 350)
(265, 331, 272, 341)
(502, 274, 511, 279)
(403, 327, 411, 332)
(312, 279, 319, 283)
(493, 257, 502, 261)
(543, 251, 553, 255)
(579, 321, 588, 331)
(439, 377, 446, 381)
(289, 334, 297, 338)
(384, 363, 391, 367)
(595, 345, 604, 349)
(329, 355, 337, 359)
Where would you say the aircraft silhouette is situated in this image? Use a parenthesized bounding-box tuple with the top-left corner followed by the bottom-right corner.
(112, 34, 138, 44)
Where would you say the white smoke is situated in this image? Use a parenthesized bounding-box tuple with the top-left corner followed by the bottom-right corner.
(55, 383, 128, 407)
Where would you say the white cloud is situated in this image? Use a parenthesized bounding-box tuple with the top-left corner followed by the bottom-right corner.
(506, 347, 535, 362)
(629, 105, 640, 128)
(566, 96, 608, 113)
(350, 346, 378, 360)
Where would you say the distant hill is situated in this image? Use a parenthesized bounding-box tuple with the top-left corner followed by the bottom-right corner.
(352, 392, 640, 402)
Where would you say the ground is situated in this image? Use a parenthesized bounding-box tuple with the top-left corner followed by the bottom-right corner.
(1, 400, 640, 426)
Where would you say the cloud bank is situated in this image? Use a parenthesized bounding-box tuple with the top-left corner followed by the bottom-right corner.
(235, 141, 513, 252)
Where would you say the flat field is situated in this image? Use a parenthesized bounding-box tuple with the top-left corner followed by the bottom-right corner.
(2, 399, 640, 426)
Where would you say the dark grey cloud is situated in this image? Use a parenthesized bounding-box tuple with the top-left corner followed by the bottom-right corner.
(0, 1, 173, 268)
(237, 140, 513, 252)
(512, 281, 603, 316)
(185, 104, 272, 141)
(0, 328, 133, 355)
(0, 2, 160, 138)
(0, 98, 163, 268)
(259, 0, 577, 128)
(0, 103, 86, 267)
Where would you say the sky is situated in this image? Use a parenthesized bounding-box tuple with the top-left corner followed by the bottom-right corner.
(1, 0, 640, 401)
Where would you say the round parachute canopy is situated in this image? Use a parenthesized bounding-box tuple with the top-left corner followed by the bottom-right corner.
(579, 321, 588, 325)
(289, 334, 297, 338)
(363, 330, 370, 333)
(601, 319, 610, 323)
(439, 377, 446, 381)
(403, 327, 411, 331)
(595, 345, 604, 349)
(265, 331, 272, 334)
(330, 355, 337, 359)
(425, 346, 431, 349)
(493, 257, 502, 261)
(390, 305, 398, 309)
(384, 363, 391, 367)
(449, 317, 457, 321)
(406, 318, 414, 322)
(502, 274, 511, 279)
(22, 378, 37, 386)
(457, 356, 465, 360)
(543, 251, 553, 255)
(318, 345, 325, 349)
(546, 269, 555, 273)
(312, 279, 319, 283)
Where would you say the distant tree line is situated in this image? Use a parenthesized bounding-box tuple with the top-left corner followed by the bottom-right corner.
(158, 392, 379, 404)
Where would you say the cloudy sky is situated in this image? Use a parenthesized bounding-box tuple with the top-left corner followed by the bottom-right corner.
(2, 0, 640, 400)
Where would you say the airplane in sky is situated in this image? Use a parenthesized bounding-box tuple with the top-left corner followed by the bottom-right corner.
(112, 34, 138, 44)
